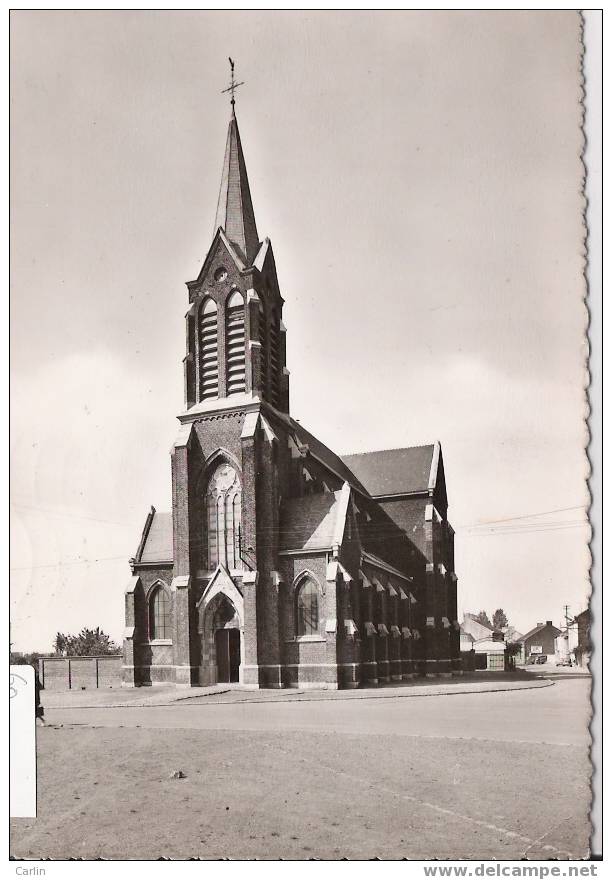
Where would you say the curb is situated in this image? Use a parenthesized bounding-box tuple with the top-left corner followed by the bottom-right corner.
(175, 678, 555, 706)
(46, 687, 232, 711)
(46, 679, 554, 710)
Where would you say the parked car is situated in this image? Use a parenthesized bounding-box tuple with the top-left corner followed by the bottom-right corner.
(535, 654, 548, 664)
(526, 655, 537, 664)
(556, 657, 573, 667)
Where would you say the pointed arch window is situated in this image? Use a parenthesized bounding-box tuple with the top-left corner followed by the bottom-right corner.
(199, 298, 219, 400)
(226, 290, 246, 395)
(205, 463, 242, 570)
(149, 585, 171, 640)
(295, 577, 319, 637)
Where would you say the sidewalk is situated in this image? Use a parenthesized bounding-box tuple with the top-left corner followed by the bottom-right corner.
(42, 671, 556, 710)
(41, 683, 229, 709)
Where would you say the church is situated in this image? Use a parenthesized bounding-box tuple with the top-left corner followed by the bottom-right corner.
(122, 93, 460, 690)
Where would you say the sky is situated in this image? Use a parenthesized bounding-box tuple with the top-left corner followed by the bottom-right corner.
(10, 10, 589, 652)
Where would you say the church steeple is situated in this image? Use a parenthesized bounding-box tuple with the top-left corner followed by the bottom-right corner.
(214, 108, 260, 266)
(183, 70, 289, 416)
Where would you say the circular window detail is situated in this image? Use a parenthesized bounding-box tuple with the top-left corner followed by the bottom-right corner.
(214, 266, 228, 283)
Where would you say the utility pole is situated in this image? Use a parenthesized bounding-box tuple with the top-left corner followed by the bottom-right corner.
(562, 605, 572, 665)
(563, 605, 571, 632)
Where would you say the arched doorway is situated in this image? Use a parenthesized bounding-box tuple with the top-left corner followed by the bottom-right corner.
(215, 627, 241, 683)
(198, 582, 244, 686)
(211, 595, 241, 683)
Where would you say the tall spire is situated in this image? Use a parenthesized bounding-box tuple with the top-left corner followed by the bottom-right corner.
(214, 109, 260, 266)
(214, 63, 260, 265)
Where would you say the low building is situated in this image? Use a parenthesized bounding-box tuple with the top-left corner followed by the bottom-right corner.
(554, 626, 575, 664)
(461, 613, 493, 642)
(521, 621, 561, 663)
(459, 614, 508, 670)
(573, 609, 591, 668)
(554, 610, 590, 667)
(502, 625, 525, 665)
(473, 631, 507, 670)
(502, 624, 524, 644)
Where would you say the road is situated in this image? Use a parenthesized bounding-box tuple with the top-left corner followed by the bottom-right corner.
(52, 676, 589, 746)
(11, 677, 592, 861)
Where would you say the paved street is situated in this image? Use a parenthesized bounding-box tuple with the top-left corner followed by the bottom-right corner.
(49, 676, 587, 745)
(11, 677, 591, 860)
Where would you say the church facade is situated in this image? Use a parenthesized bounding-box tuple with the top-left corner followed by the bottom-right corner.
(122, 105, 461, 689)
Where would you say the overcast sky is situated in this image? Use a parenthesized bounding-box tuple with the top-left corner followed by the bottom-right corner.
(10, 10, 589, 652)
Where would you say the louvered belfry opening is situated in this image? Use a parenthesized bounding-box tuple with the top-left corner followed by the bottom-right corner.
(199, 298, 219, 400)
(269, 312, 280, 407)
(226, 289, 246, 395)
(258, 303, 268, 398)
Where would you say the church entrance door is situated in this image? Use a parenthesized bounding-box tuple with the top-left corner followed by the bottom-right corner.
(215, 628, 241, 683)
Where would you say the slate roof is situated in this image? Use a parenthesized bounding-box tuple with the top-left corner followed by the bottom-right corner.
(520, 622, 562, 642)
(135, 426, 438, 571)
(341, 445, 436, 497)
(279, 491, 342, 552)
(361, 550, 412, 583)
(214, 109, 260, 265)
(377, 496, 429, 556)
(266, 408, 370, 496)
(138, 511, 173, 563)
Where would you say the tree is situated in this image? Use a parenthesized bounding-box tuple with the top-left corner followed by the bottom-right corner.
(492, 608, 509, 630)
(505, 641, 522, 670)
(54, 627, 120, 657)
(10, 650, 45, 668)
(53, 632, 68, 656)
(475, 610, 492, 628)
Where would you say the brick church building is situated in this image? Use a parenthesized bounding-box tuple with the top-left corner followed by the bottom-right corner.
(122, 102, 460, 689)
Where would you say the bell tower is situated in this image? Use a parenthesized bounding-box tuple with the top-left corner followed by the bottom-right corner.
(183, 106, 289, 414)
(166, 82, 291, 690)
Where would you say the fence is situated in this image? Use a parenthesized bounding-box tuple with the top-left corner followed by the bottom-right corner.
(38, 655, 123, 690)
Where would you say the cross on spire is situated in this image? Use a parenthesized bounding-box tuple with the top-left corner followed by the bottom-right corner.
(221, 57, 245, 109)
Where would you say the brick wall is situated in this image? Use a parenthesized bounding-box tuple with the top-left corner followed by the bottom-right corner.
(127, 376, 460, 687)
(125, 567, 176, 686)
(39, 656, 123, 691)
(185, 238, 287, 411)
(279, 554, 338, 687)
(524, 627, 559, 658)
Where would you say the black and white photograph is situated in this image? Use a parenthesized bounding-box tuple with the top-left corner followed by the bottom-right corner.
(9, 8, 602, 865)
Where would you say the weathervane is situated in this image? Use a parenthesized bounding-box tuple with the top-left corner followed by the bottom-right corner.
(221, 57, 245, 109)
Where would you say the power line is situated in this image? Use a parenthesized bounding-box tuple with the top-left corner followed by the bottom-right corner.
(11, 500, 142, 529)
(11, 499, 587, 534)
(456, 505, 586, 529)
(9, 499, 589, 576)
(10, 555, 128, 573)
(465, 522, 590, 538)
(467, 518, 588, 533)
